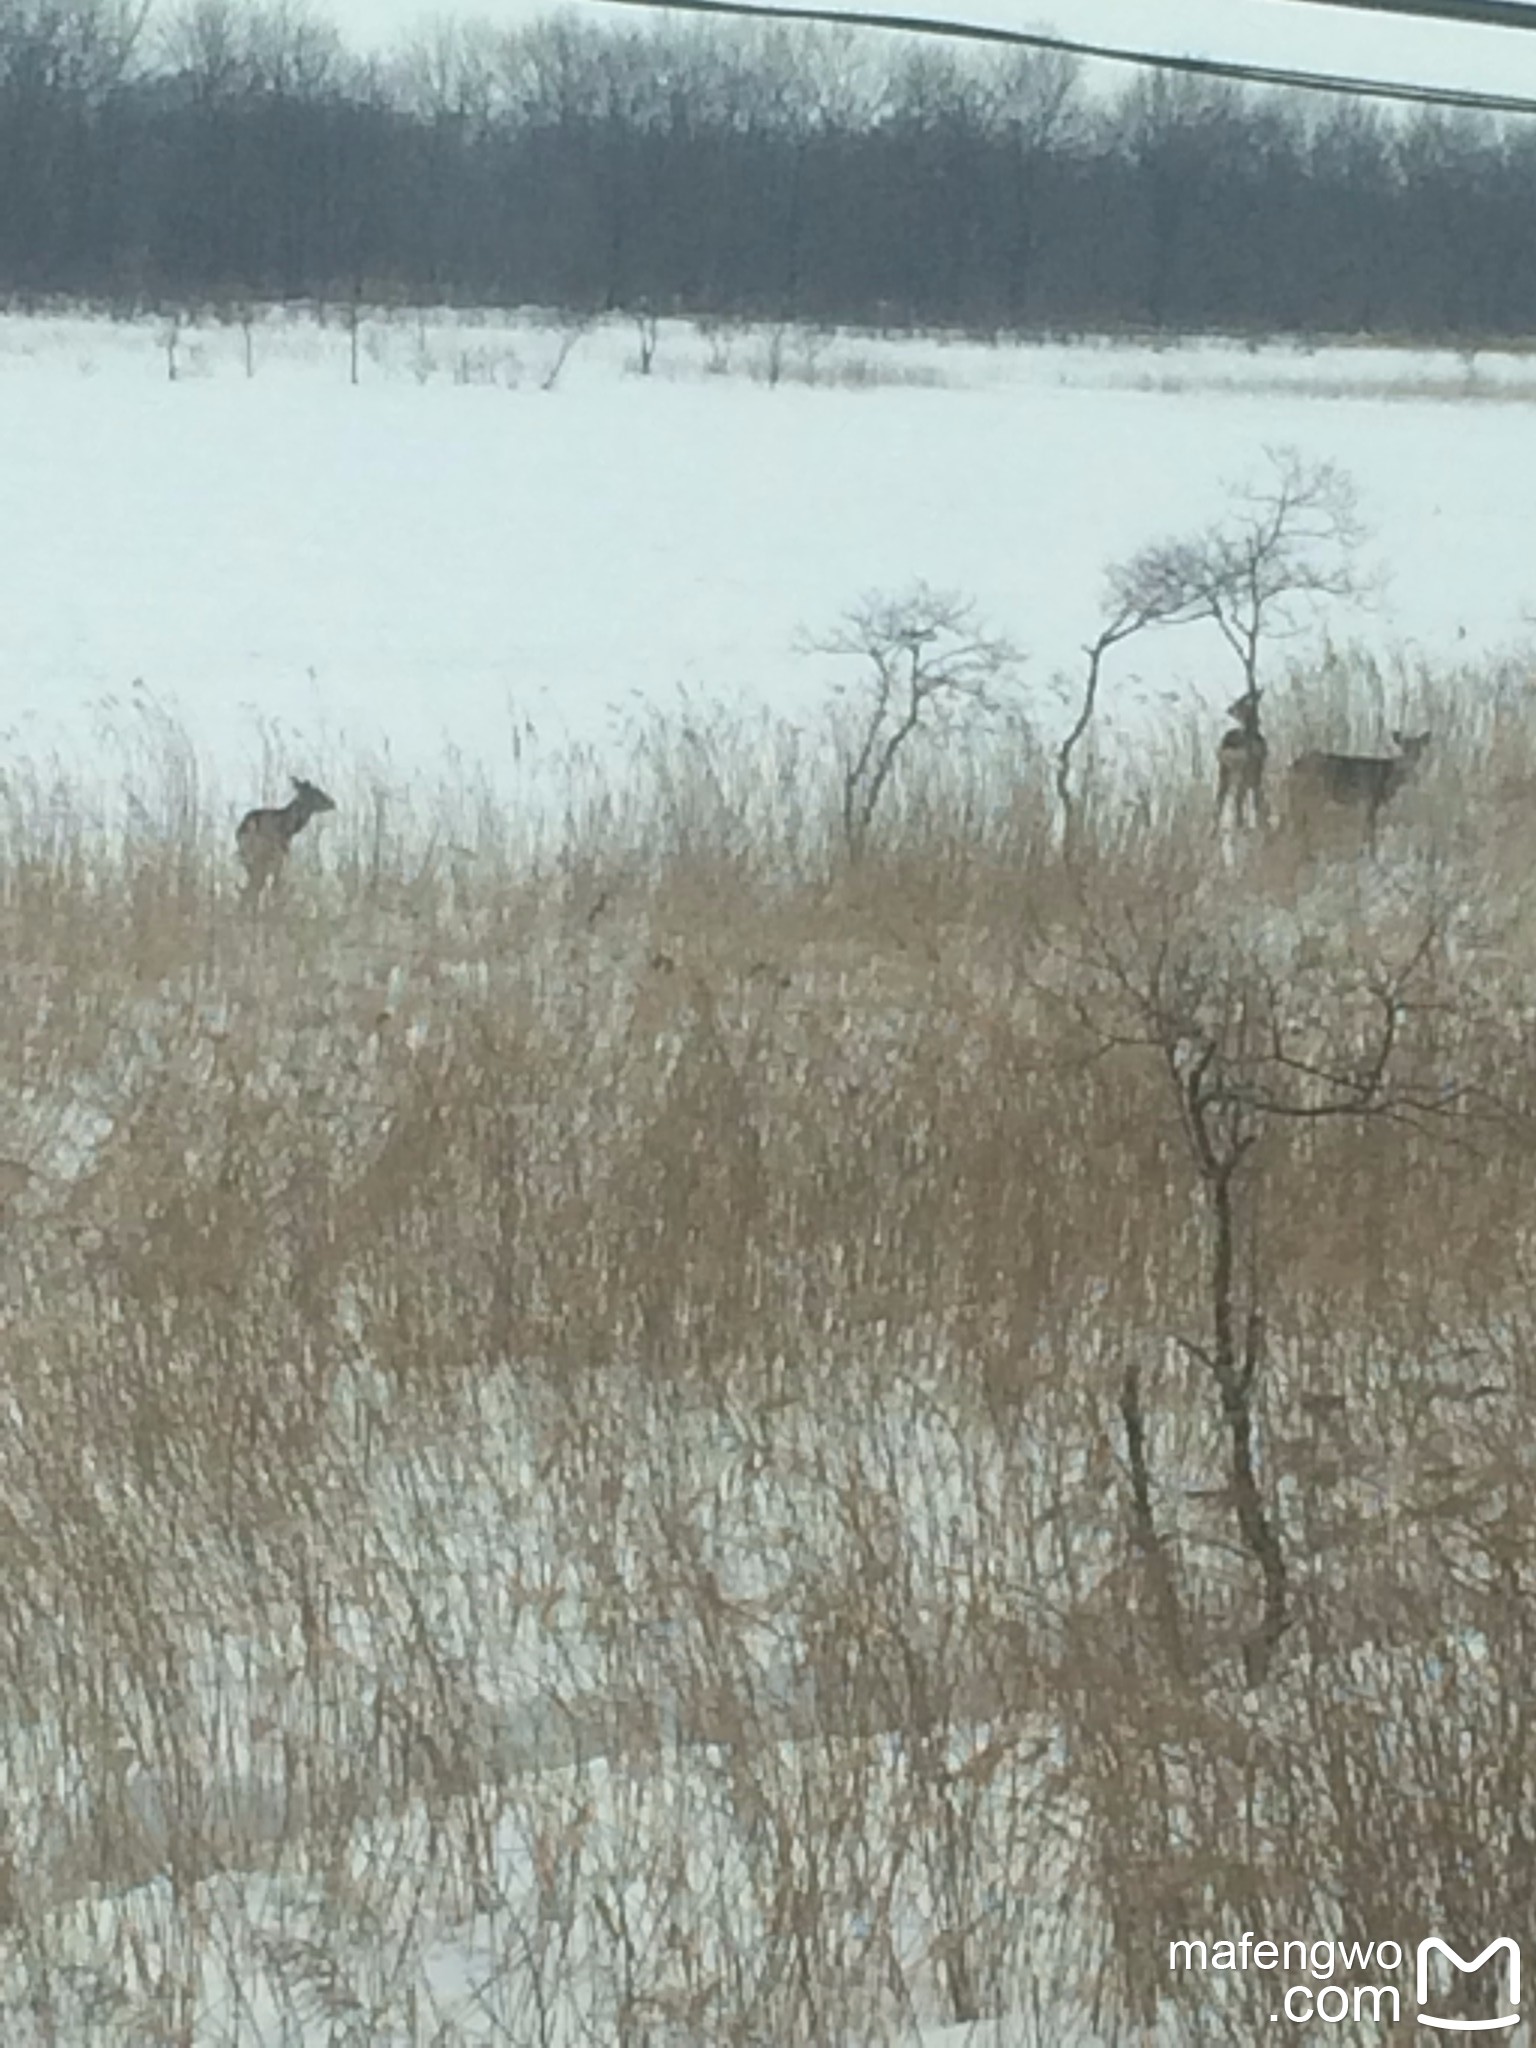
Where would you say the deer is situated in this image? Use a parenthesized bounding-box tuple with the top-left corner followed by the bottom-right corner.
(1287, 731, 1431, 849)
(1215, 691, 1268, 830)
(236, 777, 336, 898)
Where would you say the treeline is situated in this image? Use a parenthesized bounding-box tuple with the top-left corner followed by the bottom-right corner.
(5, 0, 1536, 336)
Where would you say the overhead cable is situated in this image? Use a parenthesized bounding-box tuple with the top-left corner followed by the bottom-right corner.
(1259, 0, 1536, 30)
(595, 0, 1536, 117)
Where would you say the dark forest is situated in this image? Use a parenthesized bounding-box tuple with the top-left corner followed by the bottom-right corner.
(4, 0, 1534, 336)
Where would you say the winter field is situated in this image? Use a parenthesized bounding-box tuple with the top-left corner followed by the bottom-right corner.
(5, 301, 1536, 803)
(2, 304, 1536, 2044)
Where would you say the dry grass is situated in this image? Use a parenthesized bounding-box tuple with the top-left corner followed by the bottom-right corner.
(2, 654, 1535, 2043)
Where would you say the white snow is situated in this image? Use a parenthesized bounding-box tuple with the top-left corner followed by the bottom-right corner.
(3, 302, 1531, 2045)
(3, 305, 1535, 821)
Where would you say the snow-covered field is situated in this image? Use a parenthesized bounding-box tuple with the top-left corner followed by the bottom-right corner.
(4, 305, 1534, 2046)
(3, 303, 1535, 811)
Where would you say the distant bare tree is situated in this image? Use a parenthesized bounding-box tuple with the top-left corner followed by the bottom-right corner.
(1116, 448, 1367, 706)
(808, 585, 1021, 858)
(630, 302, 660, 376)
(157, 0, 251, 98)
(1054, 580, 1199, 862)
(1057, 450, 1369, 856)
(391, 15, 498, 126)
(538, 309, 592, 392)
(242, 0, 341, 98)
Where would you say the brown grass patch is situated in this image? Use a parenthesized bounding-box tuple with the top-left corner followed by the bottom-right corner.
(0, 653, 1533, 2040)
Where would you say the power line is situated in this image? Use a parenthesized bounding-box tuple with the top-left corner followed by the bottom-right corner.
(1261, 0, 1536, 29)
(595, 0, 1536, 116)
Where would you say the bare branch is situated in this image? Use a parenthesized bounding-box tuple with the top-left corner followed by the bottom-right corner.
(804, 585, 1023, 857)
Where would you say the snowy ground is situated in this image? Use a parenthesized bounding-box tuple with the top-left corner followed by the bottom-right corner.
(4, 304, 1533, 2044)
(2, 303, 1535, 815)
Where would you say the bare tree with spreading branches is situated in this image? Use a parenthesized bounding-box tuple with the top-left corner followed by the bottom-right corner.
(1057, 448, 1370, 854)
(1062, 907, 1459, 1690)
(807, 585, 1022, 858)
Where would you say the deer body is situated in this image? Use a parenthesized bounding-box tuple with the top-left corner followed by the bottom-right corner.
(1288, 731, 1431, 847)
(236, 777, 336, 896)
(1215, 693, 1268, 829)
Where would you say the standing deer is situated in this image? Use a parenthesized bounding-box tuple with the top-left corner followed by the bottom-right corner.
(236, 777, 336, 898)
(1215, 692, 1268, 829)
(1288, 731, 1431, 849)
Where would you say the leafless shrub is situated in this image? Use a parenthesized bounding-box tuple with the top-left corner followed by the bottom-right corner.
(451, 343, 519, 387)
(818, 353, 946, 390)
(805, 584, 1024, 859)
(629, 302, 660, 376)
(695, 314, 736, 375)
(758, 320, 788, 388)
(160, 311, 180, 381)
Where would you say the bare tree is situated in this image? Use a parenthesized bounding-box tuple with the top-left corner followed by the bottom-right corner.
(157, 0, 251, 98)
(630, 301, 660, 376)
(1120, 448, 1368, 707)
(537, 308, 593, 392)
(1054, 581, 1198, 862)
(1063, 908, 1456, 1689)
(242, 0, 341, 98)
(390, 14, 499, 126)
(1056, 449, 1369, 856)
(807, 585, 1021, 858)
